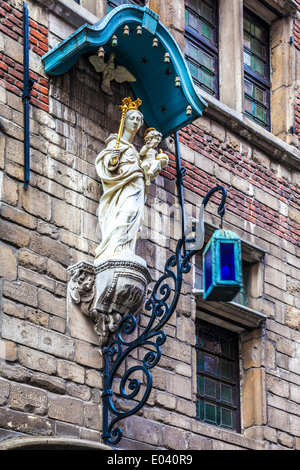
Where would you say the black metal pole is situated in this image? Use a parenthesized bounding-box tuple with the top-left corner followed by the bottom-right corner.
(22, 2, 34, 189)
(102, 351, 111, 443)
(174, 131, 186, 252)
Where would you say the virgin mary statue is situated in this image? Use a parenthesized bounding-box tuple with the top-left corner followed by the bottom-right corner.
(94, 98, 167, 264)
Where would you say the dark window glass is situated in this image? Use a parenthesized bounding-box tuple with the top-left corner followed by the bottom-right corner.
(107, 0, 144, 12)
(195, 319, 240, 432)
(185, 0, 219, 97)
(243, 9, 270, 130)
(73, 0, 80, 3)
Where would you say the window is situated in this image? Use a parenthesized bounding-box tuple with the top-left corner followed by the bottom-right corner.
(195, 319, 240, 431)
(107, 0, 144, 13)
(243, 8, 270, 130)
(185, 0, 219, 98)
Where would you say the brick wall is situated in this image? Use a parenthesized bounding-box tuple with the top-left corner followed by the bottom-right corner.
(0, 0, 105, 442)
(0, 0, 49, 112)
(0, 0, 300, 450)
(171, 123, 300, 247)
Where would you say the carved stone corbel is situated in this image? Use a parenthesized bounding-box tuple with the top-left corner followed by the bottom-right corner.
(67, 258, 152, 348)
(68, 264, 95, 315)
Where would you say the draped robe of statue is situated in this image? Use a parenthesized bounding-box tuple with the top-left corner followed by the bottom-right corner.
(94, 133, 146, 261)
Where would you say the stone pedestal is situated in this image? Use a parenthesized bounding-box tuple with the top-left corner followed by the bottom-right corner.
(67, 256, 152, 348)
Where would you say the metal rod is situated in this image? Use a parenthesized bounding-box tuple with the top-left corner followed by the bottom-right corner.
(102, 349, 111, 443)
(174, 131, 186, 247)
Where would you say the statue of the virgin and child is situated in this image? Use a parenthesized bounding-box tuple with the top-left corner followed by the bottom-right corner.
(94, 97, 168, 264)
(68, 98, 168, 347)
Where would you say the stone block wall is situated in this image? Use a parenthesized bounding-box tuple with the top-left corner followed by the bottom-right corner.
(0, 0, 300, 451)
(0, 0, 107, 443)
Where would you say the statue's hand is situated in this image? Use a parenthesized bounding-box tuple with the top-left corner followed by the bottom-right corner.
(109, 149, 120, 167)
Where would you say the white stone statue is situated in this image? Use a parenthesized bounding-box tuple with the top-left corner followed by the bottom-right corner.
(94, 98, 168, 264)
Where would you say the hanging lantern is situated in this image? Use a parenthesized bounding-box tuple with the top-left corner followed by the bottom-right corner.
(136, 25, 142, 36)
(152, 37, 158, 48)
(98, 46, 105, 58)
(203, 230, 243, 302)
(164, 52, 170, 63)
(111, 35, 118, 47)
(123, 24, 130, 36)
(175, 76, 181, 87)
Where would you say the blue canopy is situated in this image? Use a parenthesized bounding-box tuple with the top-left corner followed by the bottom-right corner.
(42, 4, 207, 137)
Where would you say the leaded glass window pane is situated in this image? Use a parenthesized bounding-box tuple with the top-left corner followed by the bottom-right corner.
(243, 8, 270, 129)
(195, 319, 240, 432)
(185, 0, 219, 97)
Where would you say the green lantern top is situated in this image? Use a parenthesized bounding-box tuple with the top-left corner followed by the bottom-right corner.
(209, 229, 241, 241)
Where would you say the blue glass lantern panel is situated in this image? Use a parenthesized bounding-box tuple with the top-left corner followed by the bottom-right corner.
(204, 245, 213, 294)
(220, 242, 236, 281)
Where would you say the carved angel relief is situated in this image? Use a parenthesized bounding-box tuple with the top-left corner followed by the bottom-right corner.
(89, 52, 136, 95)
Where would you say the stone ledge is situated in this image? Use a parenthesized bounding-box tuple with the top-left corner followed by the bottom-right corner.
(191, 419, 270, 450)
(35, 0, 99, 28)
(266, 0, 298, 17)
(0, 436, 111, 450)
(194, 289, 267, 332)
(197, 88, 300, 171)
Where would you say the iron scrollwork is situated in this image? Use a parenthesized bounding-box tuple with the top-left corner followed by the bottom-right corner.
(102, 132, 227, 446)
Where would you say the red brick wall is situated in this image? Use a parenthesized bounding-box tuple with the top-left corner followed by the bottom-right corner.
(0, 0, 49, 112)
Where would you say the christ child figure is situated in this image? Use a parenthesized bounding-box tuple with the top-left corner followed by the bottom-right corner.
(139, 128, 168, 186)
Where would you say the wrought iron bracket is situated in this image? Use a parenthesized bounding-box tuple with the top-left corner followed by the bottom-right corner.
(102, 131, 227, 446)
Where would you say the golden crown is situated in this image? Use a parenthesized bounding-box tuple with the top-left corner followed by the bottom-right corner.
(119, 97, 142, 114)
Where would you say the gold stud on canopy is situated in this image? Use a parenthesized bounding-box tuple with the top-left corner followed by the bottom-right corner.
(98, 46, 104, 58)
(164, 52, 170, 63)
(186, 105, 192, 115)
(175, 76, 181, 87)
(112, 34, 118, 47)
(123, 25, 130, 36)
